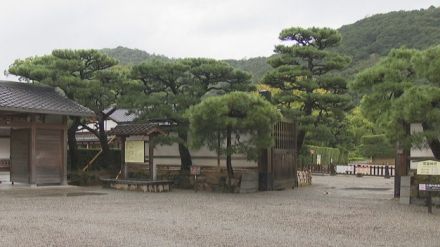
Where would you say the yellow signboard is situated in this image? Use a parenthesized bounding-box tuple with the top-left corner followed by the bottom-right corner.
(125, 140, 145, 163)
(417, 160, 440, 175)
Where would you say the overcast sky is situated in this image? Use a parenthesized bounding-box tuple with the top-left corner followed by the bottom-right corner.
(2, 0, 440, 79)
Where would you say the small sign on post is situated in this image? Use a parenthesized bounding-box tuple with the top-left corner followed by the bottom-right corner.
(416, 160, 440, 175)
(419, 184, 440, 192)
(191, 166, 201, 192)
(416, 160, 440, 214)
(191, 166, 201, 176)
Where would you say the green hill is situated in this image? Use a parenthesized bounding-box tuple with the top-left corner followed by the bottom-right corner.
(100, 46, 271, 82)
(100, 46, 169, 64)
(101, 6, 440, 81)
(223, 57, 272, 82)
(338, 6, 440, 61)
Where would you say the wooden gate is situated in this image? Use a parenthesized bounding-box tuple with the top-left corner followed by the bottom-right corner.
(272, 149, 296, 189)
(259, 121, 297, 190)
(10, 128, 31, 183)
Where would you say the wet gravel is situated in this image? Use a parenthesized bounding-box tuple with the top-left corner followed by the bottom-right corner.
(0, 175, 438, 247)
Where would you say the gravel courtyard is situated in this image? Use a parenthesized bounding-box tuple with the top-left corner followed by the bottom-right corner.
(0, 175, 438, 247)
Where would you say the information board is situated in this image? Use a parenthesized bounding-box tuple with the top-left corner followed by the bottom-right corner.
(416, 160, 440, 175)
(419, 184, 440, 192)
(125, 140, 145, 163)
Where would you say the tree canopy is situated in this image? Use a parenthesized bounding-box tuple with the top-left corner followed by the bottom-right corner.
(8, 49, 124, 169)
(359, 134, 394, 159)
(351, 48, 417, 147)
(187, 92, 281, 178)
(352, 46, 440, 159)
(263, 27, 352, 154)
(120, 58, 254, 171)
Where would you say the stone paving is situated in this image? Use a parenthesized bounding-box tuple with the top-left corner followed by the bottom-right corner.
(0, 174, 438, 247)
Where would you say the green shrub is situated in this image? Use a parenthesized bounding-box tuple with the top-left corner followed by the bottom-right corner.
(298, 145, 348, 169)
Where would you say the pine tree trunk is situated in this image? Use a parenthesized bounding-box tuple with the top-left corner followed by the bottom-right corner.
(226, 125, 233, 190)
(97, 118, 111, 171)
(296, 100, 313, 156)
(296, 129, 306, 156)
(67, 117, 80, 170)
(177, 130, 192, 173)
(394, 121, 411, 198)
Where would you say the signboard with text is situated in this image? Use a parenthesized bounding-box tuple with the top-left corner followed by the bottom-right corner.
(416, 160, 440, 175)
(125, 141, 145, 163)
(419, 184, 440, 192)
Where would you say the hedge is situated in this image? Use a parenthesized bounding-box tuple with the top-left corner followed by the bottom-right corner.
(298, 145, 348, 169)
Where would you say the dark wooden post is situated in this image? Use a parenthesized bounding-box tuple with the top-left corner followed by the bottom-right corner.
(149, 134, 155, 181)
(62, 116, 68, 185)
(385, 165, 390, 178)
(120, 136, 126, 179)
(30, 114, 36, 185)
(217, 130, 221, 169)
(395, 144, 402, 198)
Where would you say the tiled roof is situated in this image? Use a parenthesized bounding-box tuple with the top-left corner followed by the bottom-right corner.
(108, 123, 165, 136)
(76, 132, 100, 142)
(0, 81, 94, 117)
(104, 108, 137, 123)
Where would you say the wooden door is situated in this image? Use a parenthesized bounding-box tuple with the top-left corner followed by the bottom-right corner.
(270, 121, 297, 190)
(35, 129, 63, 184)
(259, 121, 297, 190)
(272, 149, 295, 190)
(10, 129, 30, 183)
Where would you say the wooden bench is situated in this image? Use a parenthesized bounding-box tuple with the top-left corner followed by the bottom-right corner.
(100, 178, 173, 192)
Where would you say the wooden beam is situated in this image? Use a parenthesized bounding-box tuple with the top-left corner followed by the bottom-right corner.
(62, 116, 68, 185)
(29, 115, 36, 184)
(82, 136, 116, 172)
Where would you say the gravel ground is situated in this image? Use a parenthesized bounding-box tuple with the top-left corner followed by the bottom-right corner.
(0, 174, 439, 247)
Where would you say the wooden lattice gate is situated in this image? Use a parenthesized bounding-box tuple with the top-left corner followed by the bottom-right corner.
(259, 121, 297, 191)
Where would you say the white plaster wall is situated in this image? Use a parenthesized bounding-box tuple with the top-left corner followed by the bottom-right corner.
(410, 123, 435, 158)
(0, 138, 10, 159)
(105, 120, 118, 131)
(77, 120, 117, 133)
(147, 142, 257, 168)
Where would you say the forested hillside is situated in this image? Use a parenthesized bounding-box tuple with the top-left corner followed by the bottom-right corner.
(102, 6, 440, 81)
(337, 6, 440, 61)
(100, 46, 169, 64)
(223, 57, 272, 82)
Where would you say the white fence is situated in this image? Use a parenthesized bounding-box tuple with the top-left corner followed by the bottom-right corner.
(336, 164, 395, 177)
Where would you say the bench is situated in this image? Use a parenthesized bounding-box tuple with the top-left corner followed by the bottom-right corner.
(100, 178, 173, 192)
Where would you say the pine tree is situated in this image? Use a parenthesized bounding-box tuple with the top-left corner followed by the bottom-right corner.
(263, 27, 352, 153)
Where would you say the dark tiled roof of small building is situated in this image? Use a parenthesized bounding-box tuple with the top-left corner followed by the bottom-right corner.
(76, 132, 100, 142)
(108, 123, 165, 136)
(0, 80, 94, 117)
